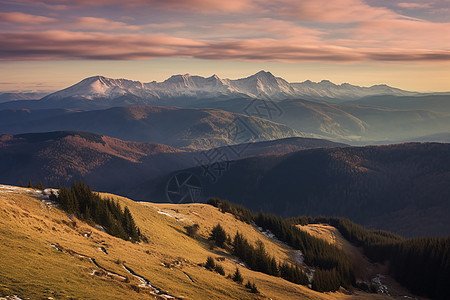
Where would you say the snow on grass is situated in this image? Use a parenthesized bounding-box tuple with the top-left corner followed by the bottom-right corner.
(157, 211, 174, 218)
(0, 296, 24, 300)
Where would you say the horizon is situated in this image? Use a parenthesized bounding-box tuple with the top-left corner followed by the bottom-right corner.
(1, 69, 448, 94)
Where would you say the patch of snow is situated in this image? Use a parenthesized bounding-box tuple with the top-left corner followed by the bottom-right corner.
(95, 225, 106, 233)
(123, 265, 156, 290)
(372, 274, 390, 295)
(294, 250, 305, 265)
(157, 211, 174, 218)
(49, 243, 61, 251)
(253, 223, 280, 242)
(0, 296, 24, 300)
(97, 247, 108, 255)
(0, 185, 33, 193)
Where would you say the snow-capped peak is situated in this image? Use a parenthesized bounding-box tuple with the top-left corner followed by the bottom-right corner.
(41, 71, 417, 103)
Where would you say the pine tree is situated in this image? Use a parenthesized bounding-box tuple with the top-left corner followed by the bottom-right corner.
(210, 223, 227, 247)
(36, 181, 45, 191)
(232, 267, 243, 284)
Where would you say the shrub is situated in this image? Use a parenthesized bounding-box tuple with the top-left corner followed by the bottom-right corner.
(205, 256, 215, 270)
(245, 281, 259, 294)
(214, 264, 225, 275)
(185, 224, 200, 237)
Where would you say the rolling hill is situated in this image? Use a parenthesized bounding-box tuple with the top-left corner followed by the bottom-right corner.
(187, 98, 450, 144)
(156, 142, 450, 237)
(0, 106, 312, 150)
(0, 184, 416, 299)
(345, 94, 450, 114)
(0, 131, 345, 199)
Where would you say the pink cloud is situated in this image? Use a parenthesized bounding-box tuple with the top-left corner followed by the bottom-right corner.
(0, 30, 448, 62)
(349, 19, 450, 49)
(0, 12, 57, 24)
(397, 2, 432, 9)
(12, 0, 259, 13)
(219, 18, 324, 39)
(275, 0, 396, 23)
(74, 17, 140, 31)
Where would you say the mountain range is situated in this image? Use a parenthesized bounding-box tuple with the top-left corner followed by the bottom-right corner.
(39, 71, 418, 103)
(0, 92, 49, 103)
(1, 71, 448, 144)
(0, 71, 424, 110)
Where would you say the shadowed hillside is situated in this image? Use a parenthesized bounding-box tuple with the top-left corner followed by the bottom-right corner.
(161, 142, 450, 237)
(0, 131, 345, 199)
(0, 105, 310, 150)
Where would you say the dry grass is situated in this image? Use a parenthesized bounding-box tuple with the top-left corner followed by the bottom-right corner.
(297, 223, 427, 300)
(0, 185, 394, 299)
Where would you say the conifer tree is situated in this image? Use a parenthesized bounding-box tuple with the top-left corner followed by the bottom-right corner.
(36, 181, 45, 191)
(232, 267, 243, 284)
(210, 223, 227, 247)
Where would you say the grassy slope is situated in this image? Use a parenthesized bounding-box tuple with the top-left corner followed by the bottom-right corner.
(297, 224, 428, 300)
(0, 185, 391, 299)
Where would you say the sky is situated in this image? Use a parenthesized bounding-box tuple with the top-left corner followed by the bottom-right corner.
(0, 0, 449, 92)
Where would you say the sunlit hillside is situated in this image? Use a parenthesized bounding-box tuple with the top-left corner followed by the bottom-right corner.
(0, 184, 395, 300)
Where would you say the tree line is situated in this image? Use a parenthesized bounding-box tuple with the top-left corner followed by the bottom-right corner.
(57, 181, 146, 243)
(210, 197, 450, 298)
(209, 223, 309, 287)
(207, 198, 354, 292)
(309, 217, 450, 299)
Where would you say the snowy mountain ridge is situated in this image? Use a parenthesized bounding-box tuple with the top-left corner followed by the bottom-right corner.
(42, 70, 418, 103)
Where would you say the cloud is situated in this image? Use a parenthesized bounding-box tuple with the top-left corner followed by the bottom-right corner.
(275, 0, 396, 23)
(74, 17, 140, 31)
(397, 2, 432, 9)
(219, 18, 324, 39)
(0, 12, 57, 24)
(349, 19, 450, 49)
(11, 0, 259, 13)
(0, 30, 449, 62)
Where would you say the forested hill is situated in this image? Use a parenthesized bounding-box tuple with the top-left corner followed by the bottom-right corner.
(179, 142, 450, 237)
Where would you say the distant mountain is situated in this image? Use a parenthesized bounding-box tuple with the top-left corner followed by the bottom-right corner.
(0, 92, 49, 103)
(1, 72, 449, 144)
(2, 100, 449, 146)
(0, 106, 312, 150)
(291, 81, 416, 102)
(0, 71, 419, 110)
(399, 132, 450, 143)
(0, 131, 345, 197)
(345, 94, 450, 114)
(160, 142, 450, 237)
(37, 71, 298, 106)
(188, 98, 450, 143)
